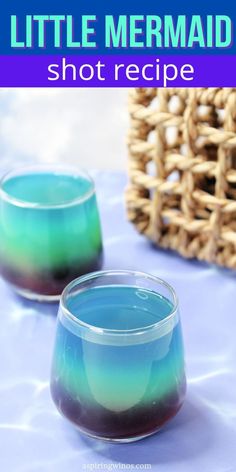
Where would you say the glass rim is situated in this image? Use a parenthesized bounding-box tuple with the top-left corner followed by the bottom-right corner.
(60, 270, 179, 336)
(0, 163, 95, 209)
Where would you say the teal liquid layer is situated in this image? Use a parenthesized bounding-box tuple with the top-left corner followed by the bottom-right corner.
(51, 286, 186, 438)
(0, 172, 103, 295)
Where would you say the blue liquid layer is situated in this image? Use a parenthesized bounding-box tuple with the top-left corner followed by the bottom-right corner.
(2, 172, 92, 205)
(51, 285, 186, 440)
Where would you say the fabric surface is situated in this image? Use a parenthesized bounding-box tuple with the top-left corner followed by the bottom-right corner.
(0, 171, 235, 472)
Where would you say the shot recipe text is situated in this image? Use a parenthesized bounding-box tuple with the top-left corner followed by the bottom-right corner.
(47, 57, 194, 87)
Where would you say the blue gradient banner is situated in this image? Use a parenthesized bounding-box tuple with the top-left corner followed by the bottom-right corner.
(0, 0, 235, 55)
(0, 0, 236, 85)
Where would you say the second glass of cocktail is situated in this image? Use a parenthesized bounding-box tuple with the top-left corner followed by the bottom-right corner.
(0, 165, 103, 301)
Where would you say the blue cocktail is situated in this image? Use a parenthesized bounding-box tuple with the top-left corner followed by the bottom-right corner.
(51, 271, 186, 442)
(0, 165, 103, 300)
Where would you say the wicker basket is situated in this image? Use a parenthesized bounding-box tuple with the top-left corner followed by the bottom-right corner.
(126, 88, 236, 269)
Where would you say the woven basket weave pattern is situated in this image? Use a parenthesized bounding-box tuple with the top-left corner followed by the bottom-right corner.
(126, 88, 236, 269)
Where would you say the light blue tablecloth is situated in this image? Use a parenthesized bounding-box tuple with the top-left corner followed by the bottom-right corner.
(1, 171, 235, 472)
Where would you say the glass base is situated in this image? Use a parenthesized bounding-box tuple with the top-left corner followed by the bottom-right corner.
(10, 283, 60, 303)
(78, 427, 161, 443)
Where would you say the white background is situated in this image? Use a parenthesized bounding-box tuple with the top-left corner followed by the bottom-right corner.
(0, 89, 129, 170)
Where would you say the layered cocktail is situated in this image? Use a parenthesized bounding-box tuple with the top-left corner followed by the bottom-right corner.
(51, 271, 186, 442)
(0, 165, 103, 300)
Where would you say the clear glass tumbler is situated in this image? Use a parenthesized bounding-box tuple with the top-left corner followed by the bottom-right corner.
(0, 165, 103, 301)
(50, 270, 186, 442)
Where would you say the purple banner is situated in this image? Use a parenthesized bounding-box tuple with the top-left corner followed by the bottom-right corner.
(0, 55, 235, 87)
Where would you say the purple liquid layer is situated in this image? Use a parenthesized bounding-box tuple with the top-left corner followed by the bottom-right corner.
(0, 251, 103, 296)
(51, 378, 186, 440)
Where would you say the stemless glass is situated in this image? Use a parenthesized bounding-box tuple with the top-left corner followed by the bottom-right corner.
(0, 165, 103, 301)
(50, 270, 186, 442)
